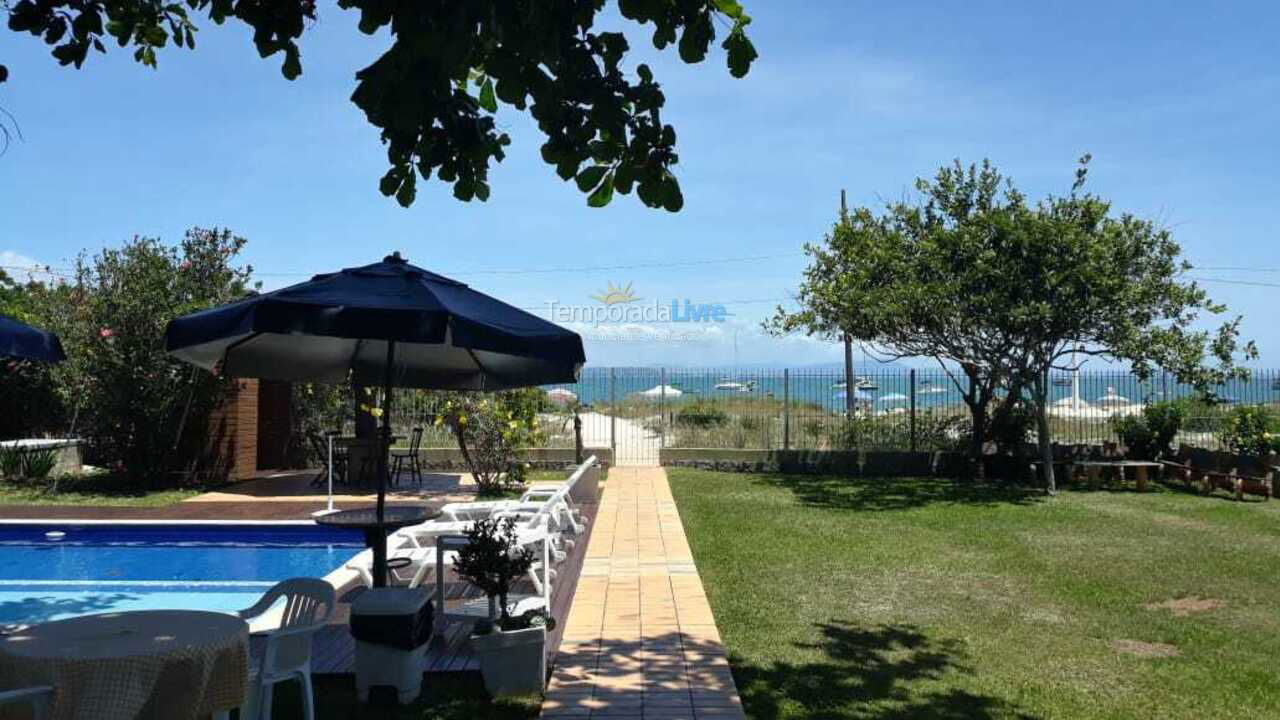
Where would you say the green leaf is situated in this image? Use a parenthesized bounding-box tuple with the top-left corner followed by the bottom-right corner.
(282, 48, 302, 80)
(587, 172, 615, 208)
(395, 172, 417, 207)
(478, 78, 497, 112)
(575, 165, 609, 193)
(379, 169, 400, 197)
(660, 178, 684, 212)
(0, 65, 7, 83)
(723, 31, 758, 79)
(144, 26, 168, 47)
(637, 64, 653, 84)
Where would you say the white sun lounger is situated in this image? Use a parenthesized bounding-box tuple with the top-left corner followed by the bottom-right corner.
(437, 456, 598, 534)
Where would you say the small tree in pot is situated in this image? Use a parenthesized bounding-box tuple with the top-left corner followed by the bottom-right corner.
(453, 516, 553, 696)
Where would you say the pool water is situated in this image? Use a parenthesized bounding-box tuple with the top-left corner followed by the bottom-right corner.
(0, 523, 364, 626)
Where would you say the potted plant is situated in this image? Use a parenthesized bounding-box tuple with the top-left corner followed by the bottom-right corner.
(453, 516, 554, 696)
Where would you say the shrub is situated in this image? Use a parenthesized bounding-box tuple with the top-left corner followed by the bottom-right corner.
(675, 401, 728, 428)
(1219, 405, 1280, 455)
(0, 446, 59, 480)
(1111, 400, 1186, 460)
(452, 516, 536, 629)
(989, 401, 1034, 452)
(434, 389, 546, 495)
(25, 229, 254, 488)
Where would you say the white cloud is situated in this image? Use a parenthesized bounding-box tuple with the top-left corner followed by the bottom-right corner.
(0, 250, 62, 284)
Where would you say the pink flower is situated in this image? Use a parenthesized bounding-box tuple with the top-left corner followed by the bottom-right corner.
(99, 327, 114, 339)
(179, 260, 192, 271)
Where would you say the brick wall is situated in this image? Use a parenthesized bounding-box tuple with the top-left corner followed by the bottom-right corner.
(206, 378, 259, 482)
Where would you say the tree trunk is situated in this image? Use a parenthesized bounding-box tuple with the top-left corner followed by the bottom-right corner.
(1033, 371, 1056, 495)
(968, 401, 988, 480)
(453, 424, 483, 485)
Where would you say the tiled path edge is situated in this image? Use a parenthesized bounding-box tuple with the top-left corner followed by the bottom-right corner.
(542, 467, 745, 719)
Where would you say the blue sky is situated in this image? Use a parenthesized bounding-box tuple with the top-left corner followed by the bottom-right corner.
(2, 2, 1278, 368)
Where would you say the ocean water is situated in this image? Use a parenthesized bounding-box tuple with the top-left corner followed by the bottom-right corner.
(542, 368, 1280, 412)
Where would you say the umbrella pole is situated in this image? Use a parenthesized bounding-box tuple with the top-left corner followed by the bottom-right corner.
(373, 340, 396, 588)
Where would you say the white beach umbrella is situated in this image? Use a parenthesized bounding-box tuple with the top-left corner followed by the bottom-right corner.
(640, 384, 683, 398)
(546, 387, 578, 405)
(1096, 386, 1132, 409)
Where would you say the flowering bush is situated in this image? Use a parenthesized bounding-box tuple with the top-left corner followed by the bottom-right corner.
(1218, 405, 1280, 456)
(25, 229, 255, 488)
(434, 389, 546, 495)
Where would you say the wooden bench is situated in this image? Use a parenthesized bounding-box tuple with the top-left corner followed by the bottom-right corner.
(1159, 444, 1204, 491)
(1200, 451, 1274, 501)
(1163, 447, 1273, 501)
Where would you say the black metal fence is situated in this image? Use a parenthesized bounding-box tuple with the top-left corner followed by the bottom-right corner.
(366, 367, 1280, 462)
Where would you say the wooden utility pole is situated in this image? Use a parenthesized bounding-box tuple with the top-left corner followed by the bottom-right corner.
(841, 189, 855, 418)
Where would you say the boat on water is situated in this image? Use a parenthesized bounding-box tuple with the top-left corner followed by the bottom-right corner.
(855, 376, 878, 390)
(714, 381, 751, 392)
(917, 386, 947, 395)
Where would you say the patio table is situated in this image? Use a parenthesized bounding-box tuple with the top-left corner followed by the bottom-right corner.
(315, 506, 440, 587)
(0, 610, 248, 720)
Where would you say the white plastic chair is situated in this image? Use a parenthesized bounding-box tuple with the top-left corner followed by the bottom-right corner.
(237, 578, 336, 720)
(0, 686, 52, 720)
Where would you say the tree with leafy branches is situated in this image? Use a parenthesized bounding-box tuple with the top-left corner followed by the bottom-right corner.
(772, 157, 1254, 493)
(996, 156, 1253, 492)
(3, 0, 756, 209)
(23, 228, 257, 486)
(767, 161, 1034, 471)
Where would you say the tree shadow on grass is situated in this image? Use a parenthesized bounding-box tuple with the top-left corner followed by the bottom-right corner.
(731, 620, 1040, 720)
(761, 474, 1044, 513)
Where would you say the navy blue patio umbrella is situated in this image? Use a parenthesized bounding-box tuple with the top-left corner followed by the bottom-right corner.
(165, 252, 585, 585)
(0, 315, 66, 363)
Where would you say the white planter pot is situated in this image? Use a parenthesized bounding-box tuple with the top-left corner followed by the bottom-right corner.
(471, 625, 547, 697)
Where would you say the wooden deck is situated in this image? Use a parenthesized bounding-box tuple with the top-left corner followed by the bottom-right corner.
(294, 498, 599, 677)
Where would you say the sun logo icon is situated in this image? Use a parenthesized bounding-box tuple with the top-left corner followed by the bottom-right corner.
(591, 281, 640, 305)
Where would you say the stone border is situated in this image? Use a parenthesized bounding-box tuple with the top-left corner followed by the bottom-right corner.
(0, 438, 83, 475)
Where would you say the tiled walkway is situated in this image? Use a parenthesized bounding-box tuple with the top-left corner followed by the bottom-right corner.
(542, 467, 744, 720)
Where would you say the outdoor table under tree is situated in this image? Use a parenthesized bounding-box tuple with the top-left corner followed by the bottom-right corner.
(165, 251, 585, 587)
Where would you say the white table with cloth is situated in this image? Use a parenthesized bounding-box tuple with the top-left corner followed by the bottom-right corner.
(0, 610, 248, 720)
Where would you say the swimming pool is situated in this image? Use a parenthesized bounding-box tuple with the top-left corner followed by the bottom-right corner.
(0, 522, 365, 626)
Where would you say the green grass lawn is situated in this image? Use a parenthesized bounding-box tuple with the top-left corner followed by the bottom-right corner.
(0, 475, 200, 506)
(667, 469, 1280, 720)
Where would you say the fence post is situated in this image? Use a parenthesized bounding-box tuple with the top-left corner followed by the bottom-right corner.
(783, 368, 791, 451)
(659, 367, 666, 449)
(610, 368, 617, 459)
(909, 369, 917, 453)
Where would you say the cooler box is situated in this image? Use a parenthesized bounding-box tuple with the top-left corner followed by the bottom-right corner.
(350, 587, 434, 704)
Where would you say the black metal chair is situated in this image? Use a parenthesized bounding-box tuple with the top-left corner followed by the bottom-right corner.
(310, 431, 348, 487)
(390, 427, 425, 487)
(307, 433, 329, 488)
